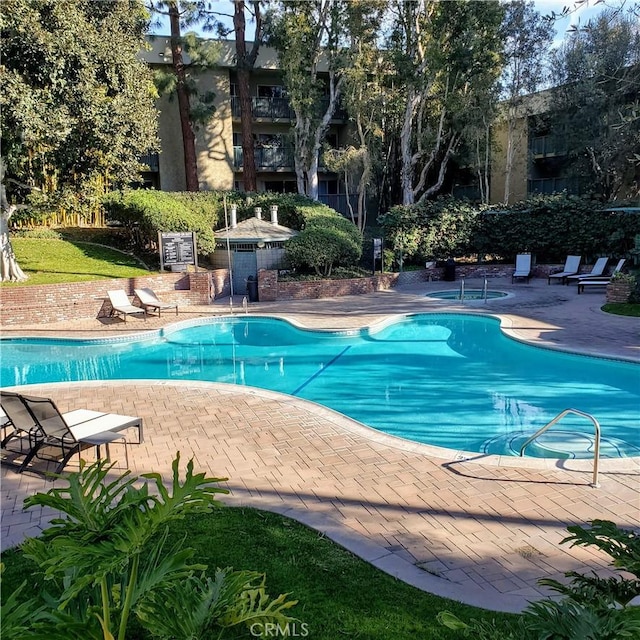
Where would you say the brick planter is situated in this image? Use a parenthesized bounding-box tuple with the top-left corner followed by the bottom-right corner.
(606, 282, 633, 303)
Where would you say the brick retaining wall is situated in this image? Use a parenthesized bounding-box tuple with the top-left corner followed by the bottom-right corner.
(257, 262, 570, 301)
(1, 261, 593, 324)
(0, 270, 230, 326)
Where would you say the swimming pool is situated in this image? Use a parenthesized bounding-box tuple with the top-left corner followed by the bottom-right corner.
(1, 314, 638, 459)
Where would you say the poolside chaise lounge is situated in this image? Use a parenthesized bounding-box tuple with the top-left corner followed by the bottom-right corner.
(566, 257, 609, 283)
(107, 290, 147, 322)
(512, 253, 532, 283)
(577, 259, 627, 294)
(0, 391, 143, 474)
(134, 288, 178, 317)
(548, 255, 581, 284)
(0, 391, 41, 455)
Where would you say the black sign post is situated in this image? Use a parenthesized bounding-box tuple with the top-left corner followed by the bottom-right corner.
(372, 238, 382, 274)
(159, 232, 198, 272)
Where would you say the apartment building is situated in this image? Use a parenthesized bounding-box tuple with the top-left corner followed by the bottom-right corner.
(487, 86, 638, 205)
(140, 38, 353, 214)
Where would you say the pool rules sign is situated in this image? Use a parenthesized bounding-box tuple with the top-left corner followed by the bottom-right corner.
(159, 232, 198, 271)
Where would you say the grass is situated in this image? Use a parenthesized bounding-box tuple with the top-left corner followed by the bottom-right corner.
(0, 507, 519, 639)
(2, 237, 153, 286)
(602, 302, 640, 317)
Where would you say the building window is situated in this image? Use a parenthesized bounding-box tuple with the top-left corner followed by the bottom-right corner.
(257, 85, 287, 98)
(265, 180, 297, 193)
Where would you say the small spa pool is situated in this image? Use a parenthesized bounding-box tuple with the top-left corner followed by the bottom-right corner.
(1, 314, 638, 459)
(427, 290, 510, 301)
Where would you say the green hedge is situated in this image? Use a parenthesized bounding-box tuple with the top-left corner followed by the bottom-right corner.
(378, 194, 640, 264)
(103, 190, 217, 254)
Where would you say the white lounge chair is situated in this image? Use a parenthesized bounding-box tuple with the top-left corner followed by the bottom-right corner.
(107, 290, 147, 322)
(566, 257, 609, 283)
(577, 259, 628, 294)
(548, 255, 581, 285)
(512, 253, 532, 283)
(134, 288, 178, 317)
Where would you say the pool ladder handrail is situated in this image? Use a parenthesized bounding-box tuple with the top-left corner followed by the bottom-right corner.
(483, 278, 488, 303)
(459, 278, 465, 302)
(519, 408, 601, 488)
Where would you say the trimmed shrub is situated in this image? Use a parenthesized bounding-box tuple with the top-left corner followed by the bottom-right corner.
(283, 199, 363, 275)
(285, 226, 356, 277)
(378, 194, 640, 264)
(103, 190, 216, 254)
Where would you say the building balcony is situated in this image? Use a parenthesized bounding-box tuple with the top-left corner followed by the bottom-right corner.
(234, 145, 295, 170)
(139, 151, 160, 172)
(234, 146, 335, 171)
(231, 96, 348, 121)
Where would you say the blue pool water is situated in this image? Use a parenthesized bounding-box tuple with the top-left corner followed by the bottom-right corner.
(1, 314, 638, 459)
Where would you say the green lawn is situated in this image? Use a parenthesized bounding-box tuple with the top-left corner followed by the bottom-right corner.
(1, 507, 519, 639)
(2, 238, 153, 286)
(602, 302, 640, 317)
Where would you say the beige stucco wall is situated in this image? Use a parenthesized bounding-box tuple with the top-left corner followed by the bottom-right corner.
(156, 93, 188, 191)
(490, 116, 529, 205)
(195, 69, 235, 191)
(155, 69, 235, 192)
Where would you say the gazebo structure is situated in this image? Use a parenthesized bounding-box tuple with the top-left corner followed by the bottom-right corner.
(211, 205, 298, 297)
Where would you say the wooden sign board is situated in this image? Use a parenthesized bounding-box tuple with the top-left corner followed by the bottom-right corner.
(159, 232, 198, 271)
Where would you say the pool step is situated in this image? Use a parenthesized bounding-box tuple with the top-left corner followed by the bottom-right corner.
(482, 430, 640, 459)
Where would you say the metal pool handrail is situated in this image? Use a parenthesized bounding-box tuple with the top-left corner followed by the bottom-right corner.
(459, 278, 465, 302)
(519, 408, 601, 487)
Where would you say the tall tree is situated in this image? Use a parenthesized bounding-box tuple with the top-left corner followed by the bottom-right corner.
(268, 0, 349, 200)
(0, 0, 159, 280)
(233, 0, 264, 192)
(500, 0, 553, 203)
(548, 9, 640, 200)
(387, 0, 504, 205)
(323, 0, 387, 230)
(149, 0, 264, 192)
(149, 1, 223, 191)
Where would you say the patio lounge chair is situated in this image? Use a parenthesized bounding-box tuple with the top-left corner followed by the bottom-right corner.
(0, 390, 41, 454)
(577, 259, 627, 294)
(548, 255, 581, 285)
(512, 253, 532, 283)
(134, 288, 178, 317)
(107, 290, 147, 322)
(566, 257, 609, 283)
(14, 393, 143, 474)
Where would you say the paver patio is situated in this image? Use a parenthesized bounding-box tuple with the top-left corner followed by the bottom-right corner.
(1, 277, 638, 613)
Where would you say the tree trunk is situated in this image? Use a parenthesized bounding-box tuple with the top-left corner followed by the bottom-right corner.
(169, 3, 199, 192)
(400, 90, 418, 205)
(234, 2, 257, 192)
(0, 207, 27, 282)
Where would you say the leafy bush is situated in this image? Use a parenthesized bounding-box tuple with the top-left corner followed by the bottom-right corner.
(103, 190, 216, 254)
(3, 455, 298, 640)
(378, 194, 640, 264)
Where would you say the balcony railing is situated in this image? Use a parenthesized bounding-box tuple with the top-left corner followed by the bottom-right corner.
(139, 151, 160, 172)
(318, 194, 360, 218)
(529, 135, 567, 157)
(234, 145, 295, 170)
(231, 96, 348, 121)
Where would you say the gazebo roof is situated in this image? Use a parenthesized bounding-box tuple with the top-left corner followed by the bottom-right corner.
(215, 216, 298, 243)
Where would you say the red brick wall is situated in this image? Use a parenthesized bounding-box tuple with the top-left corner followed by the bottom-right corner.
(0, 270, 229, 326)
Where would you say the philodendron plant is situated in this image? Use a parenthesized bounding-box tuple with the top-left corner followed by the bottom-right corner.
(4, 454, 298, 640)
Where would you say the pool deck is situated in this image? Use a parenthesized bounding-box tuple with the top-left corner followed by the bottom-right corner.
(1, 277, 639, 613)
